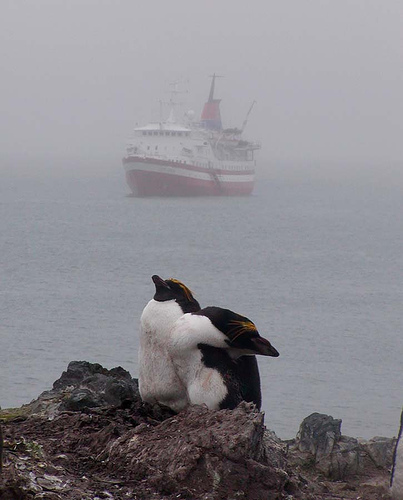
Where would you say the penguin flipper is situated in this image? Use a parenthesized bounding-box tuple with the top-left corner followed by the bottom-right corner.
(196, 344, 243, 410)
(235, 355, 262, 410)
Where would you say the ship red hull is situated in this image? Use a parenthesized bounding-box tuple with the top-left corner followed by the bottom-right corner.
(123, 157, 255, 197)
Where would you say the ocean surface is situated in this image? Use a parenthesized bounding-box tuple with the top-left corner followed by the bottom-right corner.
(1, 168, 402, 440)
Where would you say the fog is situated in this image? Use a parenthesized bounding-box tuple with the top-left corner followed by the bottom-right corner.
(1, 0, 402, 182)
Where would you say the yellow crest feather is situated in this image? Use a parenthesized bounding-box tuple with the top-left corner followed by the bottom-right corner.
(227, 319, 257, 343)
(169, 278, 194, 301)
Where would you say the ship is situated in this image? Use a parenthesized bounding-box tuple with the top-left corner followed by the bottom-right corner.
(122, 75, 260, 196)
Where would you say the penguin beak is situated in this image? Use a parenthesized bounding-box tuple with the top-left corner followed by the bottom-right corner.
(250, 337, 279, 357)
(152, 275, 170, 289)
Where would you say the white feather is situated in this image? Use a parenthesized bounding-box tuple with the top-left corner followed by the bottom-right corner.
(168, 313, 229, 410)
(138, 299, 189, 412)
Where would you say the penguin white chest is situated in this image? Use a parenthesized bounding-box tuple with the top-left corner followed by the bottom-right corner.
(138, 299, 189, 411)
(171, 348, 228, 410)
(168, 314, 229, 410)
(188, 359, 228, 410)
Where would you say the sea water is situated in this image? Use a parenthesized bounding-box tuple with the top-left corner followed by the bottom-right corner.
(1, 169, 402, 439)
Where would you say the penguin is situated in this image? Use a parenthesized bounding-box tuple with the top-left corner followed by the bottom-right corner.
(0, 423, 3, 473)
(391, 408, 403, 500)
(138, 275, 200, 412)
(168, 306, 279, 411)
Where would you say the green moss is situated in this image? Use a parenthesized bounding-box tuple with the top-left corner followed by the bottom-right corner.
(0, 406, 30, 422)
(25, 440, 44, 459)
(6, 436, 44, 459)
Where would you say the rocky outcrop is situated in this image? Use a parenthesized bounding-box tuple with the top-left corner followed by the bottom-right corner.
(294, 412, 395, 480)
(105, 404, 292, 500)
(0, 361, 396, 499)
(0, 361, 140, 424)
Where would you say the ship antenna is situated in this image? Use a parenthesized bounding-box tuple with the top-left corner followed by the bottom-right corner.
(241, 100, 257, 133)
(159, 80, 188, 123)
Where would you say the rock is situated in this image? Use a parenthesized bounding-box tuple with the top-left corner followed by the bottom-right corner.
(0, 362, 396, 499)
(295, 412, 396, 482)
(297, 412, 342, 459)
(105, 403, 291, 499)
(0, 361, 141, 421)
(364, 436, 396, 469)
(318, 434, 365, 479)
(62, 388, 103, 411)
(55, 361, 140, 411)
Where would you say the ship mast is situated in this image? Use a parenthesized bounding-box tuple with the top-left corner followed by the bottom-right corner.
(207, 73, 222, 101)
(159, 80, 188, 123)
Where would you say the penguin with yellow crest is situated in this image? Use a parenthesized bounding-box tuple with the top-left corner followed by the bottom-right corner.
(139, 275, 279, 412)
(139, 275, 200, 412)
(168, 306, 279, 410)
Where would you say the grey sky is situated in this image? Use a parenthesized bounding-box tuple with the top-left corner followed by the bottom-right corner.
(1, 1, 402, 179)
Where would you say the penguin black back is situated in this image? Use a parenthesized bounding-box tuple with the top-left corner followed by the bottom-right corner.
(189, 306, 279, 410)
(235, 356, 262, 410)
(193, 306, 280, 357)
(197, 344, 243, 409)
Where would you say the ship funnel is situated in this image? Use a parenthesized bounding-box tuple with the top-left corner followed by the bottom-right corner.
(201, 74, 223, 131)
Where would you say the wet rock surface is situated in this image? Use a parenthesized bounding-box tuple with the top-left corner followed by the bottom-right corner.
(0, 361, 396, 499)
(294, 413, 396, 481)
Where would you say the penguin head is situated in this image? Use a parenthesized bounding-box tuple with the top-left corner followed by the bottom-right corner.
(152, 275, 201, 313)
(195, 306, 279, 357)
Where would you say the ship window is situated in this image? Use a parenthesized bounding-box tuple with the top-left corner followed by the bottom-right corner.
(147, 146, 150, 150)
(153, 131, 158, 135)
(142, 131, 146, 136)
(155, 146, 158, 150)
(172, 132, 177, 136)
(148, 131, 152, 135)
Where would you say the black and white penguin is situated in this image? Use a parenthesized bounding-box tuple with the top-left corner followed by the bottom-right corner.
(168, 306, 279, 410)
(139, 275, 200, 412)
(0, 422, 3, 473)
(391, 408, 403, 499)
